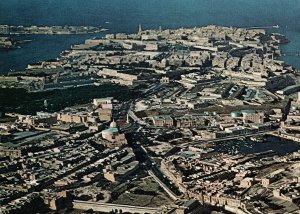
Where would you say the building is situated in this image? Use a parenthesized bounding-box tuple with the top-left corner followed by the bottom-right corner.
(152, 115, 174, 127)
(240, 177, 255, 188)
(94, 97, 114, 122)
(160, 77, 170, 83)
(57, 113, 86, 124)
(18, 112, 57, 126)
(242, 112, 264, 124)
(0, 147, 23, 158)
(101, 121, 127, 146)
(175, 115, 208, 128)
(96, 108, 112, 122)
(93, 97, 113, 107)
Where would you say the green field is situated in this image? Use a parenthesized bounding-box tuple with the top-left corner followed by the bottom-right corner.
(0, 84, 139, 115)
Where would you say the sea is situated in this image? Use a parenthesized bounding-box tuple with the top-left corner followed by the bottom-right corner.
(1, 0, 300, 73)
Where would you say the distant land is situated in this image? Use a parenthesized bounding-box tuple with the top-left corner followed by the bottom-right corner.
(0, 24, 108, 35)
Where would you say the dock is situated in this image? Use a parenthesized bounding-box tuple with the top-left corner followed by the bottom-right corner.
(269, 132, 300, 144)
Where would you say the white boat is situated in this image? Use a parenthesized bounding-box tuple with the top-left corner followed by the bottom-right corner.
(250, 136, 264, 143)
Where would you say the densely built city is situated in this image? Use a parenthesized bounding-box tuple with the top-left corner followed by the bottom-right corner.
(0, 25, 300, 214)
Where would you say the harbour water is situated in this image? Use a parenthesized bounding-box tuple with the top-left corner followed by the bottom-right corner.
(214, 136, 300, 157)
(0, 0, 300, 73)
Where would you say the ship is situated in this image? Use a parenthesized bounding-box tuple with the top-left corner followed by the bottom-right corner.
(250, 136, 264, 143)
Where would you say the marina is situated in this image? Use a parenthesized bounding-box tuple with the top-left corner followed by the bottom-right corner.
(214, 135, 300, 156)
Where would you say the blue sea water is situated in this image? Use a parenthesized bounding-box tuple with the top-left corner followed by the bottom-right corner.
(0, 0, 300, 73)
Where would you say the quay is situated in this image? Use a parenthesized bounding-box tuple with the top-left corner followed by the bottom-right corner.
(270, 132, 300, 144)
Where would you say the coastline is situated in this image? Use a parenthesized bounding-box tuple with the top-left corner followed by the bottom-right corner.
(0, 25, 299, 74)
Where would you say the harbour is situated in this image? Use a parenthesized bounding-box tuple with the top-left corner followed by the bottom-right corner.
(214, 135, 300, 157)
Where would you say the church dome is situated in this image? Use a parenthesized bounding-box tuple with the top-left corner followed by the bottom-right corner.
(110, 120, 117, 128)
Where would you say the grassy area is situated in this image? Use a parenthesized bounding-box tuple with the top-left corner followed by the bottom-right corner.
(112, 177, 171, 207)
(0, 84, 140, 115)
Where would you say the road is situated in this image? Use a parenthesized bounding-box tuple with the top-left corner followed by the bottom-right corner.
(147, 170, 178, 201)
(127, 131, 182, 201)
(72, 200, 162, 214)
